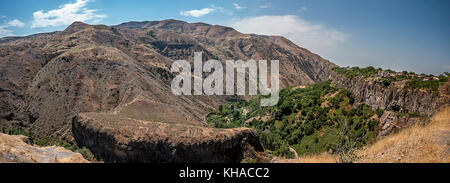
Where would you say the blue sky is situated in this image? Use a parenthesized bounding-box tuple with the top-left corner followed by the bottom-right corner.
(0, 0, 449, 75)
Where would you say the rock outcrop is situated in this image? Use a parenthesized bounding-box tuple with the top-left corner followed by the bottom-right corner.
(331, 72, 443, 115)
(0, 133, 88, 163)
(72, 113, 266, 163)
(331, 71, 450, 137)
(377, 111, 420, 137)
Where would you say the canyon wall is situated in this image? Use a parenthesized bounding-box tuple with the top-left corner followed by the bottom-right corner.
(331, 72, 449, 137)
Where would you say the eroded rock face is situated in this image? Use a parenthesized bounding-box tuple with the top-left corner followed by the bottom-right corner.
(0, 133, 88, 163)
(72, 113, 266, 163)
(331, 72, 449, 137)
(331, 72, 443, 115)
(378, 111, 419, 137)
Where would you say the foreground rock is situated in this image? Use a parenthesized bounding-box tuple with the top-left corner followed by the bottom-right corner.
(0, 133, 88, 163)
(73, 113, 267, 163)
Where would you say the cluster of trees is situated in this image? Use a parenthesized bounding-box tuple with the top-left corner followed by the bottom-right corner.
(405, 73, 449, 92)
(332, 66, 382, 78)
(207, 81, 381, 158)
(333, 66, 450, 92)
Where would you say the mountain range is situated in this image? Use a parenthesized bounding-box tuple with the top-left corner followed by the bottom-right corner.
(0, 19, 337, 162)
(1, 19, 447, 163)
(0, 19, 335, 140)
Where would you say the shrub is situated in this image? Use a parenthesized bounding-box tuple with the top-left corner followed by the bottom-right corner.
(77, 147, 96, 162)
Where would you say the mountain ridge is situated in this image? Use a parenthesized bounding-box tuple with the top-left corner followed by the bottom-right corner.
(0, 19, 335, 156)
(1, 20, 448, 163)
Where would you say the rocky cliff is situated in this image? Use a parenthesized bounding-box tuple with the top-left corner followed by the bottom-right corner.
(332, 72, 442, 115)
(331, 71, 450, 137)
(331, 72, 443, 115)
(72, 113, 267, 163)
(0, 133, 88, 163)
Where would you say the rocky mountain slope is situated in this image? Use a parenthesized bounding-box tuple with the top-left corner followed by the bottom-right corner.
(0, 20, 335, 162)
(0, 20, 335, 141)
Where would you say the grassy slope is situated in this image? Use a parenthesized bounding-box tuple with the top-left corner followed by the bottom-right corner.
(357, 107, 450, 163)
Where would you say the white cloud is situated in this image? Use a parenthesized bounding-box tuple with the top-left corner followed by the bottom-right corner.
(259, 4, 270, 9)
(233, 3, 245, 10)
(7, 19, 25, 27)
(0, 19, 25, 37)
(229, 15, 349, 55)
(31, 0, 107, 28)
(0, 28, 14, 38)
(180, 8, 215, 17)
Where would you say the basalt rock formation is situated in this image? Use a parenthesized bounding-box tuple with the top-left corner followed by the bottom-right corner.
(331, 71, 450, 137)
(331, 72, 443, 115)
(72, 112, 266, 163)
(0, 20, 335, 143)
(0, 133, 88, 163)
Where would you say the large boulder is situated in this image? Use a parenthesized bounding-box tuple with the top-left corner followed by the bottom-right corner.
(0, 133, 88, 163)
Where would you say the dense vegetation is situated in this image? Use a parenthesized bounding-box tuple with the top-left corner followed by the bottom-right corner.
(405, 73, 449, 92)
(332, 66, 384, 78)
(332, 67, 449, 92)
(207, 81, 381, 158)
(1, 128, 96, 161)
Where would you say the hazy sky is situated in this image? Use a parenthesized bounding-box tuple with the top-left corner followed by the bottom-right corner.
(0, 0, 449, 75)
